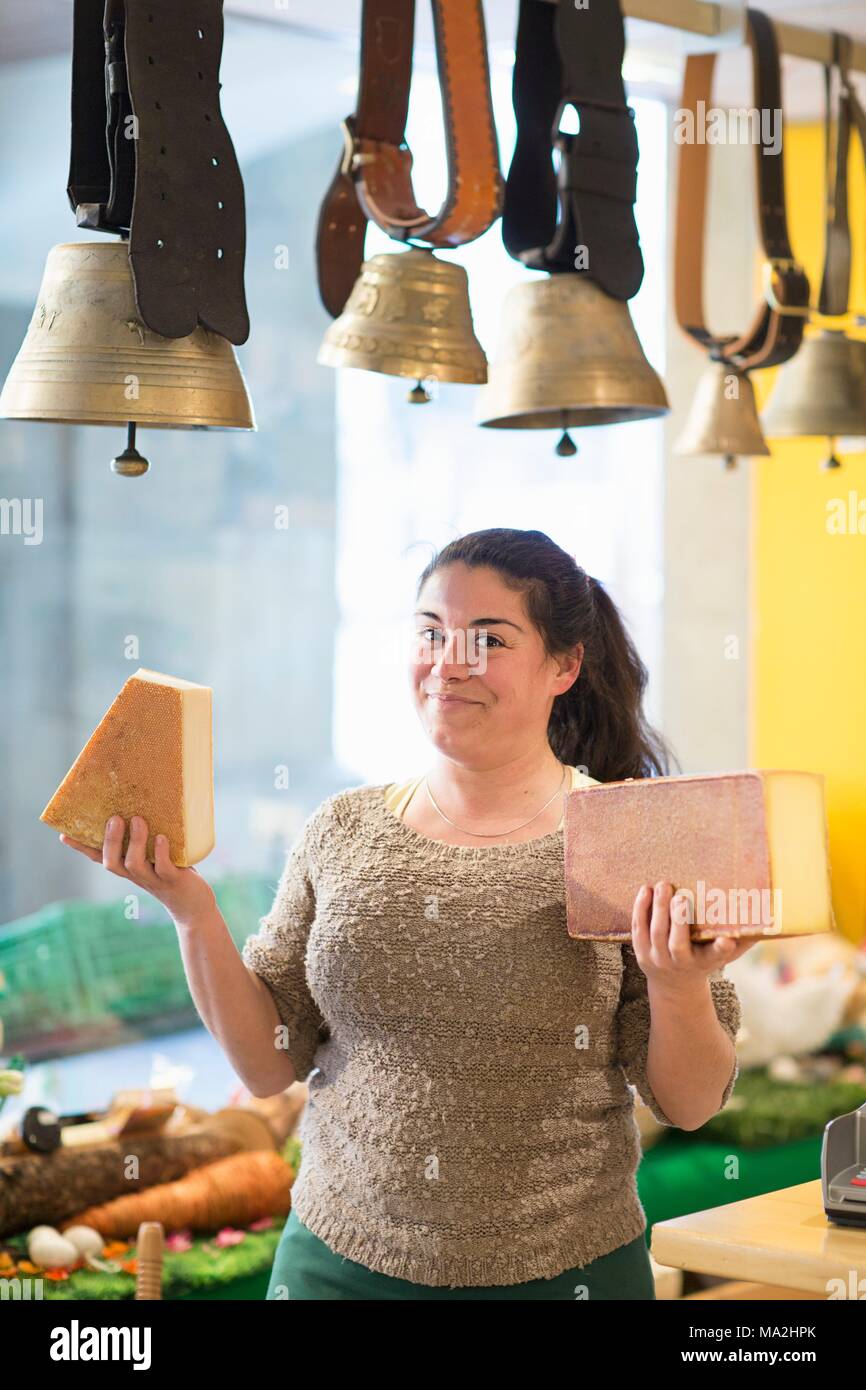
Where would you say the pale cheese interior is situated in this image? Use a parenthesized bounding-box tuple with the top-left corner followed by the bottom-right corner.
(762, 770, 834, 934)
(133, 669, 214, 863)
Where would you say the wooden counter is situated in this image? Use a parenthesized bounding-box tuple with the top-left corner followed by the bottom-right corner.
(651, 1179, 866, 1297)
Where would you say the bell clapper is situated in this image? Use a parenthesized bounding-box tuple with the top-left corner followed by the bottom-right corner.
(111, 420, 150, 477)
(555, 412, 577, 457)
(723, 453, 737, 470)
(407, 380, 432, 404)
(820, 436, 841, 470)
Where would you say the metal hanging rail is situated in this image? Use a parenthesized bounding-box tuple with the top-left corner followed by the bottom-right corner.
(540, 0, 866, 74)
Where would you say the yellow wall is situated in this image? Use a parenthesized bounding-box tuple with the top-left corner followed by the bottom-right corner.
(751, 124, 866, 943)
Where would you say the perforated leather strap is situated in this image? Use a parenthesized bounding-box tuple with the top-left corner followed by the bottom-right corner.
(674, 8, 810, 371)
(68, 0, 249, 345)
(502, 0, 643, 301)
(316, 0, 503, 318)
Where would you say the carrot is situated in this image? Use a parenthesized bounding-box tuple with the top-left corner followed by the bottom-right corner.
(59, 1150, 294, 1237)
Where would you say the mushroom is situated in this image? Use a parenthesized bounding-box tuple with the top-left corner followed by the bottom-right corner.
(62, 1225, 104, 1260)
(27, 1226, 79, 1269)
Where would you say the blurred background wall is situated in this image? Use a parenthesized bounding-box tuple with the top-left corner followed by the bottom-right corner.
(751, 124, 866, 944)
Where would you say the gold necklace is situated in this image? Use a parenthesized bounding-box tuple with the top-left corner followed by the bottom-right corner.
(423, 764, 568, 838)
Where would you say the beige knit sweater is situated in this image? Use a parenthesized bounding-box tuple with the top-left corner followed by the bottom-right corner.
(241, 780, 742, 1288)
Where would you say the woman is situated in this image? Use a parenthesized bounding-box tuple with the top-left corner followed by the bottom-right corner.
(61, 528, 752, 1301)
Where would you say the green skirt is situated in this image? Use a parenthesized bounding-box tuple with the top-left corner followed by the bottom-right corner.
(266, 1208, 656, 1301)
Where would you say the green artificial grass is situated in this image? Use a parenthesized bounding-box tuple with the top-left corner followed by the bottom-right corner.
(11, 1223, 285, 1301)
(681, 1066, 866, 1148)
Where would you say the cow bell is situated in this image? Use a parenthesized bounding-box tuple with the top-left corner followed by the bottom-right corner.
(762, 329, 866, 469)
(675, 364, 770, 470)
(474, 274, 669, 455)
(0, 241, 255, 476)
(317, 247, 487, 401)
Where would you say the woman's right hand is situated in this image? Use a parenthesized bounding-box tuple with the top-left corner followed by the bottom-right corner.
(59, 815, 216, 930)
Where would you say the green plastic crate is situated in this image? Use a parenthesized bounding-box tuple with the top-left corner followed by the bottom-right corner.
(0, 875, 278, 1056)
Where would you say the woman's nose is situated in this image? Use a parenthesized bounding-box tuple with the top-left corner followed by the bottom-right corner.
(430, 629, 478, 675)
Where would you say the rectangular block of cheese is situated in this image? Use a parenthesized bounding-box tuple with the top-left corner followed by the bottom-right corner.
(41, 668, 214, 867)
(564, 770, 834, 941)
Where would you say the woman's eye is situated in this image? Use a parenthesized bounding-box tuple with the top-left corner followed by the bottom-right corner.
(414, 628, 503, 650)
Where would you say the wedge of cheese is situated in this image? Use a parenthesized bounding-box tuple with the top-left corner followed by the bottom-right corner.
(564, 770, 834, 942)
(41, 668, 214, 867)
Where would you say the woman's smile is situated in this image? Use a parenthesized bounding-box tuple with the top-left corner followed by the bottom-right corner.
(427, 692, 482, 707)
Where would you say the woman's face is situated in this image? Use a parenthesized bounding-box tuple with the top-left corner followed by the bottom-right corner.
(409, 562, 582, 766)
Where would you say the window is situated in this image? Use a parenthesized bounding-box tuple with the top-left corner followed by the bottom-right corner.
(334, 77, 668, 782)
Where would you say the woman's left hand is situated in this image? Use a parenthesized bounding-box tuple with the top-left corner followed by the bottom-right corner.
(632, 881, 759, 994)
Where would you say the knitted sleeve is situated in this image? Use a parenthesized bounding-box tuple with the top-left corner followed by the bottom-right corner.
(614, 941, 742, 1127)
(241, 804, 330, 1082)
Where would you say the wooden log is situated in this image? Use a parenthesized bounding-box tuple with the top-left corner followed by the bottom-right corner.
(0, 1126, 245, 1237)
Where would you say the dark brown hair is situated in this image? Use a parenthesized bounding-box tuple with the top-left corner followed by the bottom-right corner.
(415, 527, 675, 782)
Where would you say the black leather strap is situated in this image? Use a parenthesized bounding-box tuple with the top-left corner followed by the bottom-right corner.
(125, 0, 248, 343)
(67, 0, 249, 345)
(502, 0, 642, 300)
(818, 34, 852, 318)
(104, 0, 136, 230)
(68, 0, 113, 222)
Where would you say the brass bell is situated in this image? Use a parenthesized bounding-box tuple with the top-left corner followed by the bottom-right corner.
(475, 274, 668, 454)
(675, 363, 770, 469)
(762, 329, 866, 469)
(0, 241, 255, 476)
(317, 247, 486, 399)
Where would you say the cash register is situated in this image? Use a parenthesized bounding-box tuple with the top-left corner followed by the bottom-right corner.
(822, 1100, 866, 1229)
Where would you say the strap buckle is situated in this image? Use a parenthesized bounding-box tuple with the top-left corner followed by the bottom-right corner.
(339, 116, 377, 177)
(554, 95, 635, 125)
(551, 99, 638, 204)
(762, 258, 811, 317)
(340, 116, 430, 238)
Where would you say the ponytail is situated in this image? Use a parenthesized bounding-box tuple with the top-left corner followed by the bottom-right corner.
(547, 574, 673, 780)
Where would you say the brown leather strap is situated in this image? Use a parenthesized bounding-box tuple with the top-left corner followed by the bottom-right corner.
(316, 0, 503, 318)
(674, 8, 810, 372)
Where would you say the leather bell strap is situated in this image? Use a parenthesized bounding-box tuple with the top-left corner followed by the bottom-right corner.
(817, 39, 851, 317)
(502, 0, 643, 301)
(674, 8, 810, 372)
(821, 32, 866, 320)
(67, 0, 249, 345)
(841, 42, 866, 283)
(315, 0, 503, 319)
(68, 0, 135, 229)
